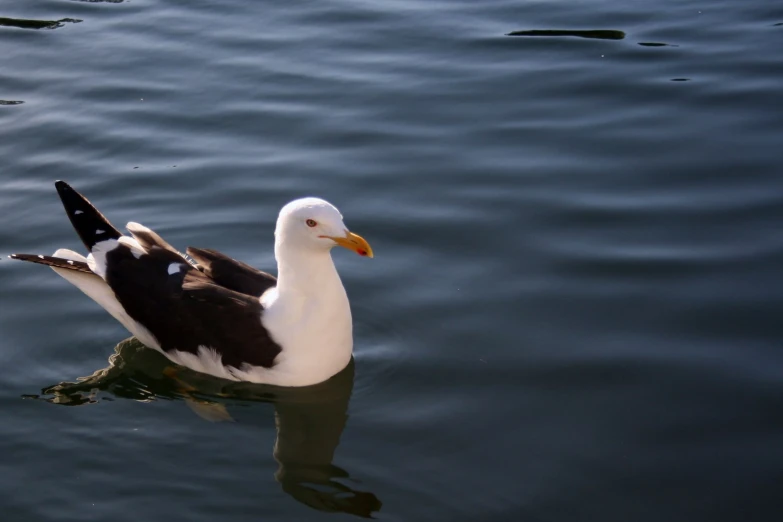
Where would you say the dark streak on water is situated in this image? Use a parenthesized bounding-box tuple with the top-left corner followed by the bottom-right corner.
(0, 17, 81, 30)
(0, 100, 24, 105)
(638, 42, 679, 47)
(507, 29, 626, 40)
(1, 0, 783, 521)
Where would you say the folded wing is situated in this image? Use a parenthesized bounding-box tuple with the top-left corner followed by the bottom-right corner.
(102, 240, 282, 370)
(187, 247, 276, 297)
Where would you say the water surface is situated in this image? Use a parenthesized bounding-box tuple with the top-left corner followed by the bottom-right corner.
(1, 0, 782, 520)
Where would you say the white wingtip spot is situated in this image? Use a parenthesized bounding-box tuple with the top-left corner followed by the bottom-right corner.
(74, 210, 84, 215)
(167, 263, 182, 275)
(38, 255, 44, 259)
(96, 229, 105, 234)
(67, 260, 74, 265)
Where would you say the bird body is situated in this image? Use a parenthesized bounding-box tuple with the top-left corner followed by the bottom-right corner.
(10, 182, 372, 387)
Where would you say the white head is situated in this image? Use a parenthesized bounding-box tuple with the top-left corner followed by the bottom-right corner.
(275, 197, 373, 258)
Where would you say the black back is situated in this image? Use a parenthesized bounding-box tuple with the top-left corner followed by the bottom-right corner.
(105, 243, 282, 370)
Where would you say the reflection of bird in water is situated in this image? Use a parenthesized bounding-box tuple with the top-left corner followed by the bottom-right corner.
(31, 338, 382, 518)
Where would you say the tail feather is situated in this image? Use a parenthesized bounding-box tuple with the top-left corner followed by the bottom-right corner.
(55, 180, 122, 251)
(9, 253, 94, 274)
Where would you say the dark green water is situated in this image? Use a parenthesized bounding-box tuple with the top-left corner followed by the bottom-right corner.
(1, 0, 782, 520)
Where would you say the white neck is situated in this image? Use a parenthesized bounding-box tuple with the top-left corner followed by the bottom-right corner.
(274, 243, 341, 297)
(259, 241, 354, 386)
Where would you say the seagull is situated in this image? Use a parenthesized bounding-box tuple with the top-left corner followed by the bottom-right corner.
(10, 181, 373, 387)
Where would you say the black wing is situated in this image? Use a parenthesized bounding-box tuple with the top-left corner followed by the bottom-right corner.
(55, 180, 123, 251)
(186, 247, 276, 298)
(104, 243, 282, 369)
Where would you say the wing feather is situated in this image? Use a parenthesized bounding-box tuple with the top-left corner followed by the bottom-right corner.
(104, 242, 281, 369)
(186, 247, 276, 297)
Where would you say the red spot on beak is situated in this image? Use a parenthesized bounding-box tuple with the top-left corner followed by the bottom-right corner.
(357, 249, 367, 257)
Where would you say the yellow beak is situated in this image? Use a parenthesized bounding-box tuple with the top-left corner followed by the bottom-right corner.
(324, 230, 374, 258)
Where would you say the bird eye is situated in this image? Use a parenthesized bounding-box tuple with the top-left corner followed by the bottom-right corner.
(306, 219, 317, 227)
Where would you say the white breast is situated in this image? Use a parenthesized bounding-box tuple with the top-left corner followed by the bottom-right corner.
(258, 283, 353, 387)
